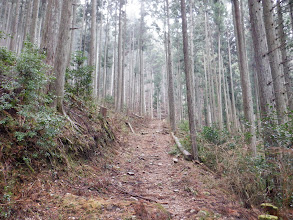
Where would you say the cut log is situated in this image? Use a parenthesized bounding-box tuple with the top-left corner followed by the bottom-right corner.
(171, 132, 193, 161)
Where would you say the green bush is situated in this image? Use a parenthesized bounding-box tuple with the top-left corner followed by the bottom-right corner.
(202, 126, 228, 145)
(0, 41, 65, 165)
(66, 51, 94, 96)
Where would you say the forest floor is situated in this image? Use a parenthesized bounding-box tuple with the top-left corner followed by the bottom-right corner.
(13, 119, 260, 219)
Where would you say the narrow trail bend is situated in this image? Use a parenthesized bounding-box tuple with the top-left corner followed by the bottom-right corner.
(108, 119, 258, 219)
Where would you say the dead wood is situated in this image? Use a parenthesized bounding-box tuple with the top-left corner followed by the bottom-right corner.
(171, 132, 193, 161)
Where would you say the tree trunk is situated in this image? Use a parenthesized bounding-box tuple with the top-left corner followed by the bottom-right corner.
(9, 0, 21, 51)
(262, 0, 288, 123)
(90, 0, 97, 99)
(232, 0, 256, 155)
(68, 0, 78, 67)
(204, 10, 212, 126)
(276, 0, 293, 110)
(217, 35, 223, 130)
(189, 0, 199, 127)
(139, 0, 145, 116)
(180, 0, 198, 160)
(103, 17, 109, 99)
(52, 0, 72, 113)
(165, 0, 176, 132)
(40, 0, 55, 66)
(248, 0, 276, 148)
(79, 3, 86, 51)
(30, 0, 40, 43)
(227, 36, 238, 132)
(117, 0, 123, 111)
(23, 0, 33, 45)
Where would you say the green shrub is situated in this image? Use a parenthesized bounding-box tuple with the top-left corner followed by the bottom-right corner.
(65, 51, 94, 96)
(202, 126, 228, 145)
(0, 41, 65, 165)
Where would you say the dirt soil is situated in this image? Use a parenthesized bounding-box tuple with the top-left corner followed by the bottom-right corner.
(9, 119, 260, 219)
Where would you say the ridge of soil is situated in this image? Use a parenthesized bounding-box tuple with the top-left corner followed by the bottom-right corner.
(7, 118, 260, 219)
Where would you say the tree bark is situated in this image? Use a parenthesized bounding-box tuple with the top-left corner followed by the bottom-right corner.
(227, 36, 238, 132)
(23, 0, 33, 45)
(52, 0, 72, 113)
(30, 0, 40, 43)
(248, 0, 276, 148)
(139, 0, 145, 116)
(166, 0, 176, 132)
(68, 0, 78, 67)
(276, 0, 293, 110)
(180, 0, 198, 160)
(9, 0, 21, 51)
(117, 0, 123, 111)
(40, 0, 55, 66)
(90, 0, 97, 99)
(232, 0, 256, 155)
(262, 0, 288, 123)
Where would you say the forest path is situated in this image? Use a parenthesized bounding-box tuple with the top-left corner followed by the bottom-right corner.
(108, 119, 258, 219)
(20, 119, 260, 219)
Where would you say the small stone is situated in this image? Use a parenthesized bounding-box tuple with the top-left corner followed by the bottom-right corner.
(173, 189, 179, 192)
(173, 158, 179, 163)
(158, 163, 163, 166)
(127, 172, 135, 176)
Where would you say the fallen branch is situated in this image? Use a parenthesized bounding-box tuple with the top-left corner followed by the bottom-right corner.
(126, 122, 135, 134)
(171, 132, 193, 161)
(111, 183, 158, 203)
(131, 113, 143, 119)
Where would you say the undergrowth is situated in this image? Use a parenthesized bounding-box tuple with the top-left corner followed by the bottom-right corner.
(0, 42, 115, 218)
(178, 117, 293, 211)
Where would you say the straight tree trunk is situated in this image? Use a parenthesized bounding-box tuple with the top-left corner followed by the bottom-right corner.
(262, 0, 288, 123)
(79, 3, 86, 51)
(40, 0, 55, 66)
(228, 36, 238, 132)
(276, 0, 293, 110)
(166, 0, 176, 132)
(204, 10, 212, 126)
(117, 0, 123, 111)
(222, 59, 231, 132)
(97, 16, 103, 99)
(232, 0, 256, 155)
(68, 0, 78, 67)
(180, 0, 198, 160)
(30, 0, 40, 43)
(9, 0, 21, 51)
(103, 18, 109, 99)
(248, 0, 276, 148)
(23, 0, 33, 44)
(53, 0, 72, 113)
(139, 0, 145, 116)
(217, 35, 224, 130)
(189, 0, 199, 127)
(90, 0, 97, 99)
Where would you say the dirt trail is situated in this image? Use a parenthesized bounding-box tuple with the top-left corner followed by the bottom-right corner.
(108, 119, 258, 219)
(15, 119, 260, 219)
